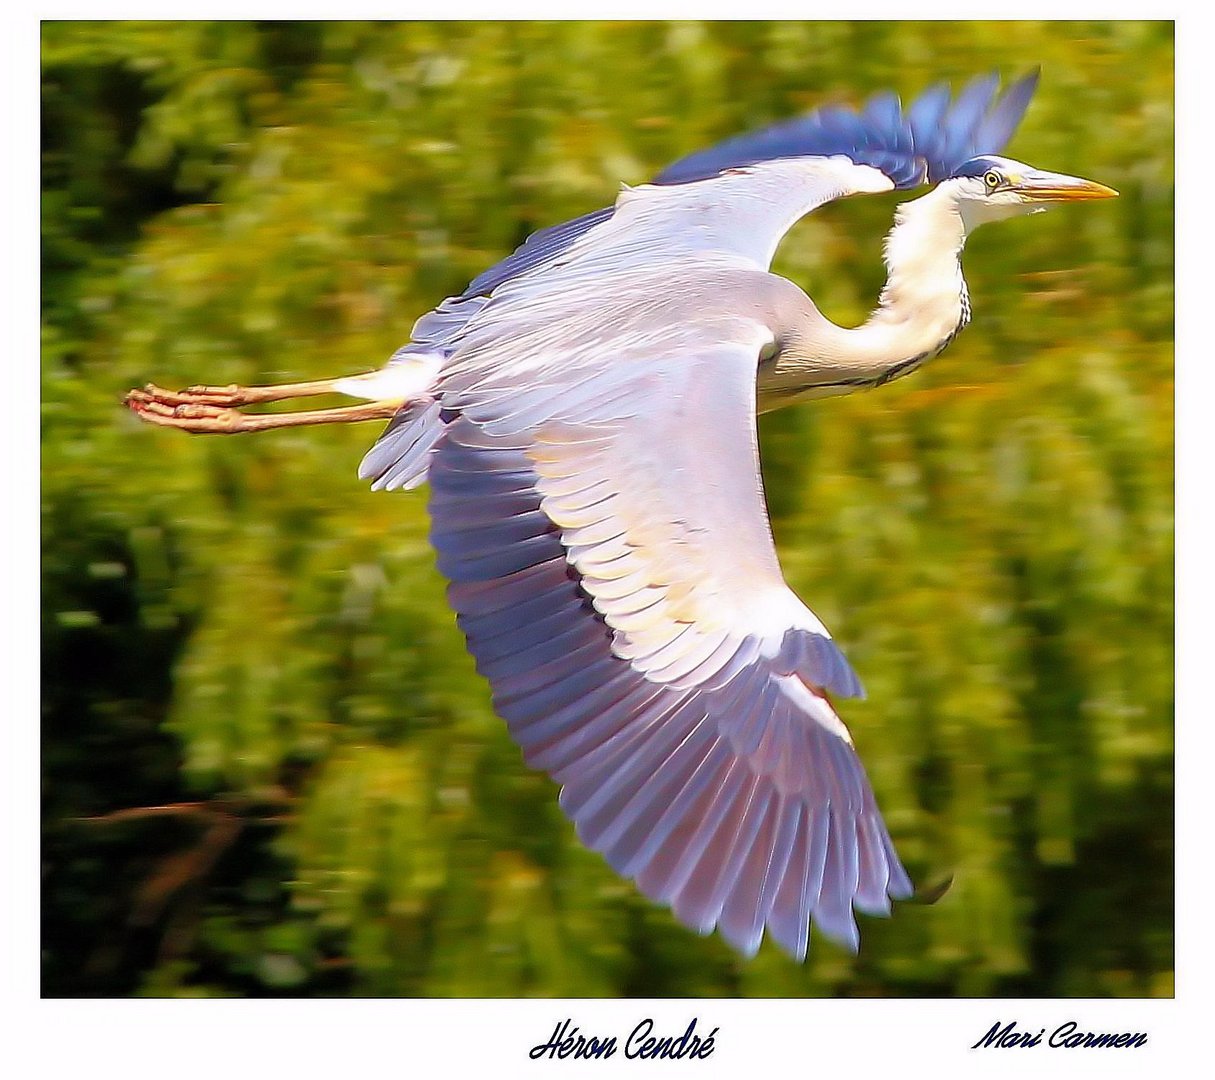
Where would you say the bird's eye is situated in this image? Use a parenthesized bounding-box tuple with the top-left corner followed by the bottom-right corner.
(983, 170, 1002, 191)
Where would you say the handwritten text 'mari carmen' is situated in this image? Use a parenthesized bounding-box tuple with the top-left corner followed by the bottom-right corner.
(973, 1020, 1147, 1050)
(529, 1018, 717, 1061)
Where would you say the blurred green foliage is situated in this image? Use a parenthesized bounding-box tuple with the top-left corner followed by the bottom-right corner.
(41, 21, 1173, 998)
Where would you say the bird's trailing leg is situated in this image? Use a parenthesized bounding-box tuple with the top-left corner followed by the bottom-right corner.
(125, 374, 404, 434)
(127, 396, 403, 434)
(128, 377, 350, 409)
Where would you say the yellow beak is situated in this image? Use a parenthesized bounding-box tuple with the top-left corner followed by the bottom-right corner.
(1017, 170, 1119, 202)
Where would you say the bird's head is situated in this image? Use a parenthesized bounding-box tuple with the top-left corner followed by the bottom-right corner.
(946, 154, 1118, 230)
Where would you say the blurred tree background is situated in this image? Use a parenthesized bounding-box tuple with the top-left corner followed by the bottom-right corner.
(41, 21, 1173, 998)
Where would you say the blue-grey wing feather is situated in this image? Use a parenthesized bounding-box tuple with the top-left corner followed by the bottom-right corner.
(654, 69, 1036, 190)
(461, 207, 616, 300)
(972, 68, 1040, 158)
(936, 72, 1001, 172)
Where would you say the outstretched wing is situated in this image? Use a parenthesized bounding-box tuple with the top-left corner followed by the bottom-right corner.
(427, 326, 912, 957)
(464, 70, 1038, 300)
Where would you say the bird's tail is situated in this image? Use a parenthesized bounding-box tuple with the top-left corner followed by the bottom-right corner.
(339, 348, 447, 491)
(357, 396, 446, 491)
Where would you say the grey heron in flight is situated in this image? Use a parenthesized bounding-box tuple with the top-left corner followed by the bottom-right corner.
(126, 71, 1116, 960)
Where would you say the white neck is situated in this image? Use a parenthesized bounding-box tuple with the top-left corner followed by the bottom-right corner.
(764, 182, 973, 405)
(873, 184, 969, 338)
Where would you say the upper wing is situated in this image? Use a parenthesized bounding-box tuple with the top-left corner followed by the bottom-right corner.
(458, 70, 1038, 302)
(452, 155, 894, 303)
(427, 331, 911, 957)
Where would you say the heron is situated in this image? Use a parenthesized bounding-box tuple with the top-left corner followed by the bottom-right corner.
(125, 71, 1116, 960)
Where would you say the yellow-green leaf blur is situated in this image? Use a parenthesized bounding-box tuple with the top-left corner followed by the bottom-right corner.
(42, 20, 1173, 998)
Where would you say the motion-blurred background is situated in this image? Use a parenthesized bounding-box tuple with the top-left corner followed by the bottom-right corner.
(41, 21, 1173, 997)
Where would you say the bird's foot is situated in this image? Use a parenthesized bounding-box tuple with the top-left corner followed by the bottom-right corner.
(126, 382, 253, 408)
(124, 394, 250, 434)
